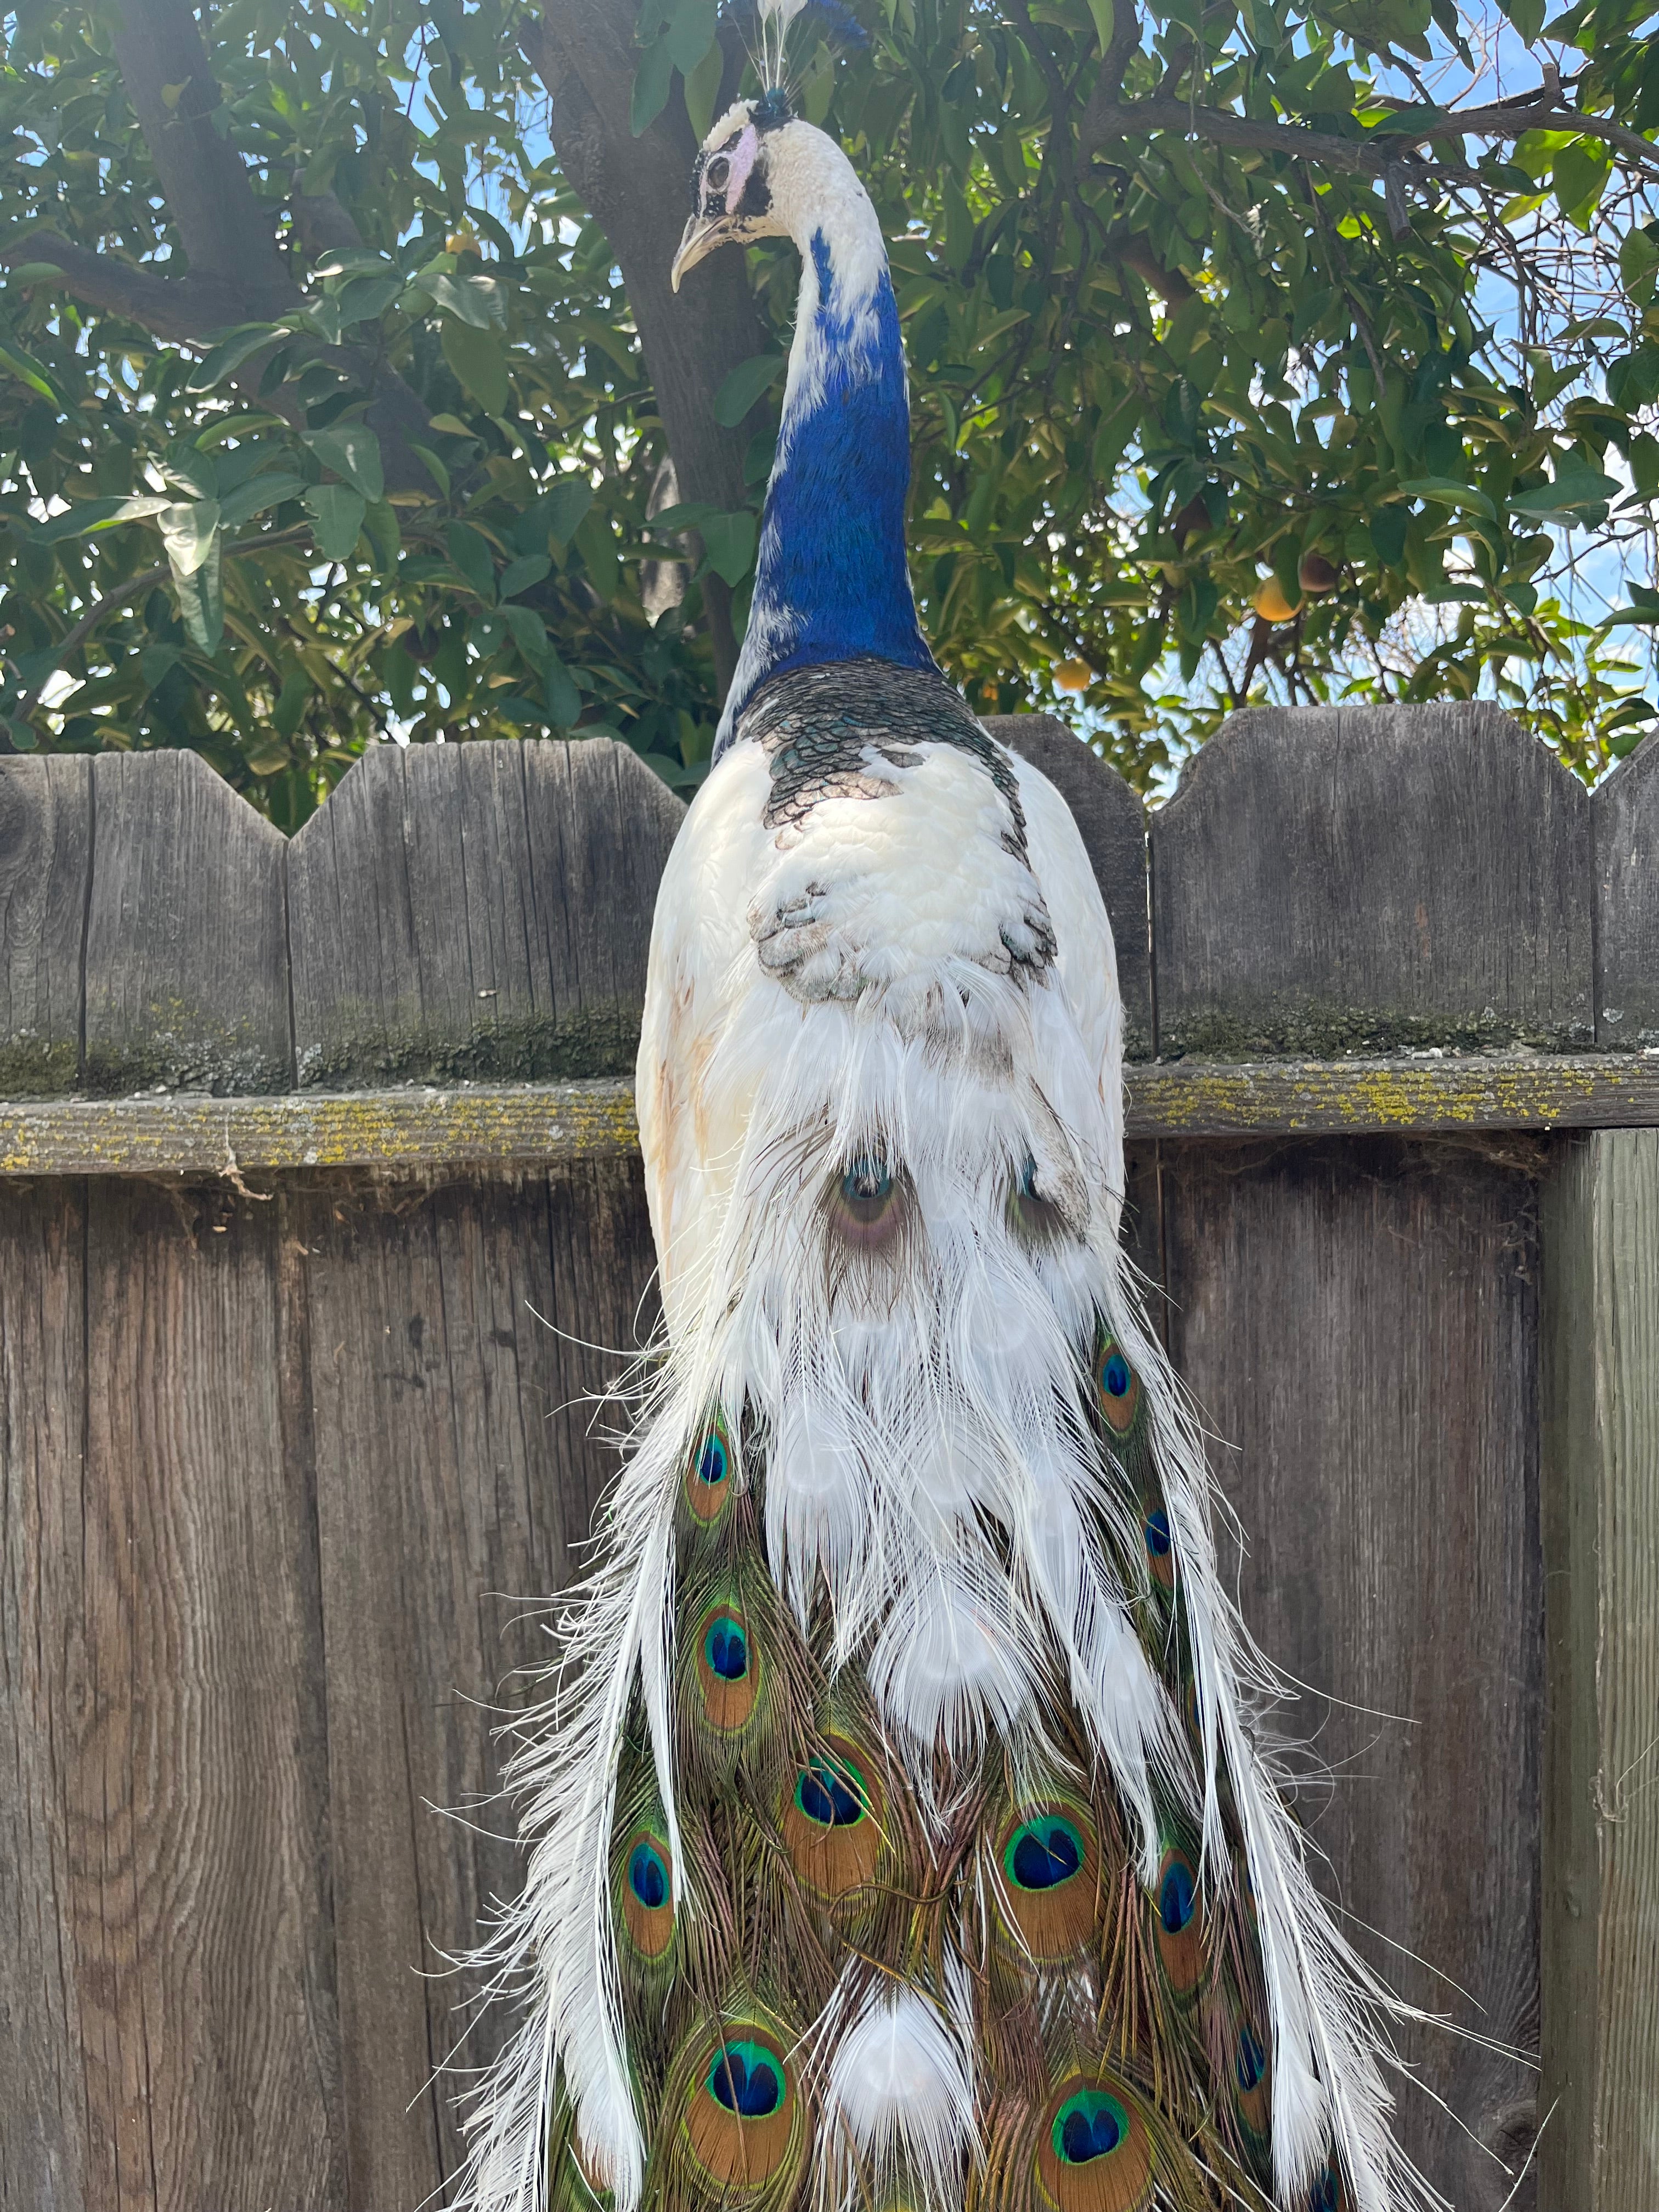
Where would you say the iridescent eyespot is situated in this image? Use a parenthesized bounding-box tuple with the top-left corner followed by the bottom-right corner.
(707, 2039, 783, 2118)
(628, 1842, 668, 1909)
(1236, 2023, 1267, 2094)
(1159, 1855, 1195, 1934)
(1094, 1335, 1141, 1434)
(842, 1157, 891, 1207)
(703, 1613, 748, 1680)
(794, 1754, 868, 1828)
(1053, 2090, 1127, 2165)
(1005, 1815, 1084, 1892)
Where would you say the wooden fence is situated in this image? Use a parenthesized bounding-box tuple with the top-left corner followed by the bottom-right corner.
(1, 702, 1655, 2212)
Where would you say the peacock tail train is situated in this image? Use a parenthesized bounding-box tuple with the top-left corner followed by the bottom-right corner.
(448, 54, 1436, 2212)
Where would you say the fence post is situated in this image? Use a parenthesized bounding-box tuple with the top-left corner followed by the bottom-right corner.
(1540, 1136, 1659, 2212)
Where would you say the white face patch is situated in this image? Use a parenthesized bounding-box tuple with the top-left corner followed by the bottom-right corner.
(699, 121, 759, 217)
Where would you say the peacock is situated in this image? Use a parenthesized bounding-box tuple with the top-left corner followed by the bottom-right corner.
(451, 34, 1437, 2212)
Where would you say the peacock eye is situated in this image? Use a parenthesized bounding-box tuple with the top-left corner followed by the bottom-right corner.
(828, 1152, 906, 1254)
(705, 154, 730, 193)
(842, 1157, 891, 1208)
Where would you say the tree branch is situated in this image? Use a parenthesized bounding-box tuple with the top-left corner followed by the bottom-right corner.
(523, 0, 772, 701)
(0, 231, 252, 343)
(1096, 0, 1143, 109)
(105, 0, 292, 310)
(1077, 73, 1659, 187)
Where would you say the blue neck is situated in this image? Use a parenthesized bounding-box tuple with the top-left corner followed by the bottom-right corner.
(715, 228, 936, 754)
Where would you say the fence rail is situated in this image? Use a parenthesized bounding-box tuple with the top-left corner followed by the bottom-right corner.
(2, 703, 1656, 2212)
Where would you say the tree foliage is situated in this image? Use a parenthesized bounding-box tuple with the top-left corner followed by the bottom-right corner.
(4, 0, 1659, 821)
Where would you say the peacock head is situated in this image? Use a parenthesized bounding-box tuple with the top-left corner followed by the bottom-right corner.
(671, 99, 878, 292)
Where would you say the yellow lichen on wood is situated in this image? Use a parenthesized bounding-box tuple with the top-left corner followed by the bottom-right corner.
(1, 1058, 1657, 1178)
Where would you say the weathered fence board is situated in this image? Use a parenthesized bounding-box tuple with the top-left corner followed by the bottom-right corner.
(83, 749, 292, 1098)
(1150, 703, 1595, 1058)
(1591, 738, 1659, 1049)
(0, 755, 90, 1098)
(1163, 1137, 1541, 2202)
(1541, 1130, 1659, 2212)
(0, 1181, 345, 2210)
(297, 1161, 659, 2202)
(0, 1179, 94, 2209)
(288, 737, 683, 1089)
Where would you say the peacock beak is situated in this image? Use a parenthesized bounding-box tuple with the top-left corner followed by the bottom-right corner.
(671, 213, 729, 292)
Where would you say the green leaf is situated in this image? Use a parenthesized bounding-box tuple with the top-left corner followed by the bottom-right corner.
(0, 341, 66, 406)
(158, 500, 222, 577)
(631, 32, 675, 135)
(700, 507, 757, 585)
(1510, 464, 1622, 520)
(173, 529, 224, 654)
(313, 247, 399, 280)
(1553, 139, 1612, 222)
(664, 0, 718, 75)
(446, 520, 497, 601)
(303, 483, 368, 561)
(1369, 505, 1409, 567)
(424, 270, 507, 329)
(187, 324, 285, 392)
(1620, 227, 1659, 304)
(1501, 0, 1545, 37)
(543, 653, 582, 727)
(412, 444, 451, 497)
(330, 272, 405, 328)
(713, 353, 785, 427)
(500, 551, 551, 599)
(501, 601, 549, 665)
(32, 499, 131, 544)
(442, 318, 510, 414)
(546, 478, 594, 550)
(1398, 477, 1497, 520)
(362, 499, 400, 573)
(271, 665, 310, 741)
(302, 424, 385, 503)
(684, 38, 724, 139)
(217, 473, 306, 530)
(574, 508, 620, 600)
(5, 718, 38, 751)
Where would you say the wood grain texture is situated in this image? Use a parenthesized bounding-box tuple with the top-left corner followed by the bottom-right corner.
(1540, 1131, 1659, 2212)
(83, 751, 291, 1096)
(1151, 704, 1594, 1059)
(0, 757, 91, 1097)
(1161, 1137, 1541, 2209)
(0, 1179, 345, 2211)
(299, 1160, 659, 2204)
(287, 737, 684, 1088)
(1590, 731, 1659, 1048)
(986, 713, 1153, 1060)
(0, 1180, 92, 2209)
